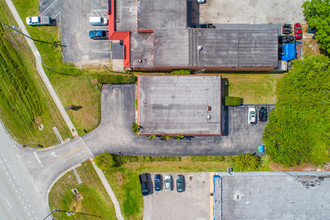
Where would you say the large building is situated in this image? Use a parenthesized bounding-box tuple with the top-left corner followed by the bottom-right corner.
(108, 0, 280, 71)
(138, 75, 222, 136)
(213, 172, 330, 220)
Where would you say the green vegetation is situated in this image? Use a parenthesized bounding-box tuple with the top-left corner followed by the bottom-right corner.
(96, 154, 271, 219)
(131, 122, 140, 135)
(263, 55, 330, 167)
(94, 153, 116, 169)
(11, 0, 105, 136)
(97, 74, 136, 84)
(160, 135, 172, 140)
(170, 69, 191, 75)
(221, 73, 283, 104)
(48, 160, 116, 220)
(225, 96, 242, 106)
(234, 153, 261, 171)
(302, 0, 330, 53)
(0, 1, 70, 147)
(148, 134, 156, 140)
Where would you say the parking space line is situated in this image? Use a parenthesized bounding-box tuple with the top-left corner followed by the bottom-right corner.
(40, 0, 59, 16)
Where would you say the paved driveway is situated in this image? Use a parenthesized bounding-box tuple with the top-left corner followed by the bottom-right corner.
(200, 0, 306, 25)
(144, 173, 210, 220)
(83, 84, 273, 156)
(39, 0, 111, 63)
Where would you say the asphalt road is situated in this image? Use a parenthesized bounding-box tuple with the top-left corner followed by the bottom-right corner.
(0, 123, 49, 220)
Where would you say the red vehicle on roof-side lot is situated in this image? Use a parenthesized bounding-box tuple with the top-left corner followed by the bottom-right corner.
(294, 23, 302, 40)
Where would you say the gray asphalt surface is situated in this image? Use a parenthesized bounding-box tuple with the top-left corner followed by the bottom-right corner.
(39, 0, 111, 62)
(0, 123, 49, 220)
(83, 84, 271, 156)
(144, 173, 210, 220)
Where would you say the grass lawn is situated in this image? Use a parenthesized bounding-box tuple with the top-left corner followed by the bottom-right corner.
(0, 0, 71, 147)
(11, 0, 107, 136)
(221, 73, 284, 104)
(102, 155, 271, 220)
(48, 160, 116, 220)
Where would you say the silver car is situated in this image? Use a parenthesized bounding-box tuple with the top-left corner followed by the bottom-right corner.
(164, 175, 172, 192)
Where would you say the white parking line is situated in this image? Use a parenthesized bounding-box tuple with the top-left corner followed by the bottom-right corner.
(40, 0, 59, 16)
(33, 152, 43, 167)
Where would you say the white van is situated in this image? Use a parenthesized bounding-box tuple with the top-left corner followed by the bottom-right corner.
(89, 17, 108, 26)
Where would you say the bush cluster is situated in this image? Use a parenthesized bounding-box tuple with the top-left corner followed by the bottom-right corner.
(170, 69, 191, 75)
(225, 96, 242, 106)
(97, 74, 136, 84)
(234, 153, 260, 171)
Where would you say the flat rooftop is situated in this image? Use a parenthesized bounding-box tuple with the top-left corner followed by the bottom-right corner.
(154, 28, 279, 67)
(138, 75, 222, 135)
(137, 0, 187, 30)
(214, 173, 330, 220)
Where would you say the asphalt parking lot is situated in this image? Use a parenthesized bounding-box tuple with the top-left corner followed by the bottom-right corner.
(143, 173, 210, 220)
(200, 0, 306, 25)
(39, 0, 112, 63)
(84, 84, 273, 156)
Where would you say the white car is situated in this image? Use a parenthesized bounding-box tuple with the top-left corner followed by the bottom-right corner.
(89, 17, 108, 26)
(164, 175, 172, 192)
(248, 107, 256, 124)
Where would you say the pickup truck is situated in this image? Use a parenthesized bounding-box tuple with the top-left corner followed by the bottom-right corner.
(89, 30, 109, 40)
(26, 16, 51, 26)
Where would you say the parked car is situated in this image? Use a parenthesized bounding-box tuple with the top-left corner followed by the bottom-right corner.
(282, 24, 292, 34)
(89, 30, 108, 40)
(294, 23, 302, 40)
(154, 174, 162, 191)
(197, 0, 206, 4)
(248, 107, 256, 124)
(164, 175, 172, 192)
(306, 26, 317, 33)
(89, 17, 108, 26)
(139, 173, 150, 196)
(26, 16, 51, 26)
(176, 174, 184, 192)
(259, 107, 267, 122)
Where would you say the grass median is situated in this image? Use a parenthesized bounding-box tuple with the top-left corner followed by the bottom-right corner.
(0, 0, 71, 147)
(48, 160, 116, 220)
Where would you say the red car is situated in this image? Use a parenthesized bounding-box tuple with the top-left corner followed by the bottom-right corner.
(294, 23, 302, 40)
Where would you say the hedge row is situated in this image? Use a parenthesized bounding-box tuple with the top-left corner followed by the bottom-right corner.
(97, 74, 136, 84)
(225, 96, 242, 106)
(170, 69, 191, 75)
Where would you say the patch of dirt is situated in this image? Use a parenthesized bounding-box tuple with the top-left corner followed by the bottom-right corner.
(90, 78, 98, 85)
(129, 216, 133, 220)
(69, 199, 83, 213)
(116, 172, 123, 186)
(269, 162, 330, 172)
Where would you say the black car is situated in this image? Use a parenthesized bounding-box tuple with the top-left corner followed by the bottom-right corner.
(259, 107, 267, 122)
(176, 174, 184, 192)
(154, 174, 162, 191)
(139, 173, 150, 196)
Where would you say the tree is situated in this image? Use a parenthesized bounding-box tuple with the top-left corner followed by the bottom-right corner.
(302, 0, 330, 53)
(263, 55, 330, 167)
(235, 153, 260, 171)
(94, 153, 116, 170)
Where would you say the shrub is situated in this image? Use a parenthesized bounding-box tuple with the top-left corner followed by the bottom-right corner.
(97, 74, 136, 84)
(160, 135, 172, 140)
(173, 135, 184, 140)
(148, 134, 156, 140)
(94, 153, 116, 170)
(225, 96, 242, 106)
(170, 69, 191, 75)
(234, 153, 260, 171)
(131, 122, 140, 134)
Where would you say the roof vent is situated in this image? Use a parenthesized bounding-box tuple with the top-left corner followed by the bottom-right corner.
(198, 46, 203, 51)
(207, 115, 211, 119)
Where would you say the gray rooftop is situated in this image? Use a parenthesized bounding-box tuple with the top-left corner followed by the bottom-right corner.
(138, 75, 222, 135)
(154, 28, 278, 67)
(137, 0, 187, 31)
(214, 173, 330, 220)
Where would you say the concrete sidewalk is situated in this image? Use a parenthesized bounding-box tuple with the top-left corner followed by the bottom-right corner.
(4, 0, 79, 138)
(90, 159, 124, 220)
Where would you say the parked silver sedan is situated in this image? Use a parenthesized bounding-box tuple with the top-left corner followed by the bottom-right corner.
(164, 175, 172, 192)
